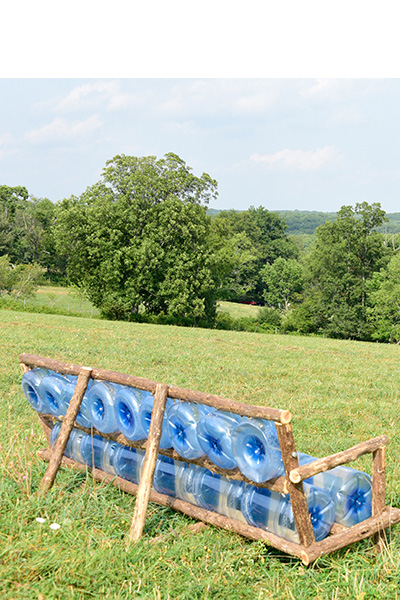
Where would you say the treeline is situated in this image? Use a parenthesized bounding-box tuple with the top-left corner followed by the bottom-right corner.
(1, 153, 400, 343)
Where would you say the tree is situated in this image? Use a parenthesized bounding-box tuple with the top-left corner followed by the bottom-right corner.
(302, 202, 388, 339)
(0, 255, 44, 299)
(211, 206, 298, 303)
(367, 253, 400, 342)
(54, 153, 219, 324)
(261, 257, 304, 311)
(0, 185, 29, 262)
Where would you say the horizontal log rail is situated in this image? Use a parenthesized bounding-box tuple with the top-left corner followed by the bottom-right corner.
(38, 448, 400, 565)
(40, 414, 289, 493)
(289, 436, 390, 484)
(38, 449, 304, 561)
(19, 353, 292, 424)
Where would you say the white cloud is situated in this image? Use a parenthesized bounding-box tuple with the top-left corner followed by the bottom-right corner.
(250, 146, 338, 171)
(55, 80, 142, 113)
(57, 81, 120, 112)
(159, 79, 280, 117)
(25, 115, 102, 144)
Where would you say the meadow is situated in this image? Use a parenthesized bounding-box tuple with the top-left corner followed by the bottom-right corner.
(1, 308, 400, 599)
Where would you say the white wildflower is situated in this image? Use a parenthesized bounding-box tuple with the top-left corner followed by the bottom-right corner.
(49, 522, 61, 530)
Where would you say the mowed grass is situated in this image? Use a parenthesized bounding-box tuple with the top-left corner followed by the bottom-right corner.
(1, 309, 400, 599)
(5, 286, 259, 322)
(3, 285, 101, 319)
(217, 301, 261, 319)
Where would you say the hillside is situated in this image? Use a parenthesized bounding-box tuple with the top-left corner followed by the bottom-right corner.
(208, 208, 400, 235)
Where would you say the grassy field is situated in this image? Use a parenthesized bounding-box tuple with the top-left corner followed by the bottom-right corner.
(217, 301, 261, 319)
(1, 309, 400, 598)
(1, 286, 101, 319)
(3, 287, 259, 323)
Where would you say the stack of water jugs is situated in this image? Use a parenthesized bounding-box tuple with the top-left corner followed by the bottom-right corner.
(22, 368, 373, 544)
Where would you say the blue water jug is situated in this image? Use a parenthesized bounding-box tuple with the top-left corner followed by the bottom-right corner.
(153, 455, 186, 497)
(241, 482, 335, 543)
(298, 453, 372, 527)
(38, 374, 70, 417)
(80, 433, 106, 469)
(175, 464, 204, 505)
(100, 439, 121, 475)
(114, 445, 145, 484)
(139, 393, 173, 449)
(219, 479, 249, 523)
(50, 422, 88, 463)
(197, 410, 241, 470)
(231, 418, 284, 483)
(167, 401, 212, 459)
(22, 368, 52, 412)
(60, 381, 93, 428)
(114, 386, 146, 441)
(86, 381, 119, 433)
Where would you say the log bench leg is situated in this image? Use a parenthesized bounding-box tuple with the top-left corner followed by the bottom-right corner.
(372, 445, 386, 553)
(127, 383, 168, 546)
(38, 366, 92, 496)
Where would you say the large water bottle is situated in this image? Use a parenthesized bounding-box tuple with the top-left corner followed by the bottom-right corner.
(167, 401, 212, 459)
(298, 453, 372, 527)
(50, 422, 88, 463)
(180, 466, 248, 523)
(22, 368, 52, 412)
(153, 455, 186, 497)
(86, 381, 119, 433)
(114, 386, 146, 441)
(139, 394, 174, 449)
(175, 464, 204, 505)
(38, 373, 71, 417)
(231, 418, 284, 483)
(101, 439, 122, 476)
(197, 410, 241, 470)
(241, 482, 335, 543)
(114, 445, 145, 484)
(80, 433, 107, 469)
(220, 479, 249, 523)
(59, 381, 93, 428)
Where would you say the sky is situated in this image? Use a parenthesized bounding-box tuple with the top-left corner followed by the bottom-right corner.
(1, 2, 400, 215)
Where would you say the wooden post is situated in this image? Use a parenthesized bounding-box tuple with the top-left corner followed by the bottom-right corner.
(38, 366, 92, 495)
(127, 383, 169, 545)
(372, 445, 386, 550)
(276, 422, 315, 547)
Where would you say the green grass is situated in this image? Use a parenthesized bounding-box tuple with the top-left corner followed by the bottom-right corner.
(217, 301, 260, 319)
(0, 285, 101, 319)
(1, 309, 400, 598)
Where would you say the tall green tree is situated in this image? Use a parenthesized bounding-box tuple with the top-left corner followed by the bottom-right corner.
(261, 257, 304, 311)
(302, 202, 388, 339)
(211, 206, 298, 302)
(367, 253, 400, 342)
(0, 185, 29, 262)
(54, 153, 219, 324)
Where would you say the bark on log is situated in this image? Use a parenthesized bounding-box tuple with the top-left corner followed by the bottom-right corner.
(276, 422, 316, 547)
(301, 506, 400, 565)
(127, 383, 168, 544)
(37, 449, 306, 561)
(289, 436, 390, 483)
(19, 353, 291, 423)
(40, 415, 289, 493)
(372, 445, 386, 550)
(38, 367, 92, 495)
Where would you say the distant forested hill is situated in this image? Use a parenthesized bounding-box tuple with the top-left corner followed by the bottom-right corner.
(208, 208, 400, 235)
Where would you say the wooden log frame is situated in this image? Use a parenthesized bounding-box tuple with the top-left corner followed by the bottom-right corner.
(20, 353, 400, 565)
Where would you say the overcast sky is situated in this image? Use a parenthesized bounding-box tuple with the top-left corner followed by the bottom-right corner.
(1, 3, 400, 214)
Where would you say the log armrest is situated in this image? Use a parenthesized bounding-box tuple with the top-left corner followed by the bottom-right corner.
(289, 435, 389, 484)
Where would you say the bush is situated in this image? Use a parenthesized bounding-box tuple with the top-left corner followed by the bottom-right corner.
(257, 306, 282, 328)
